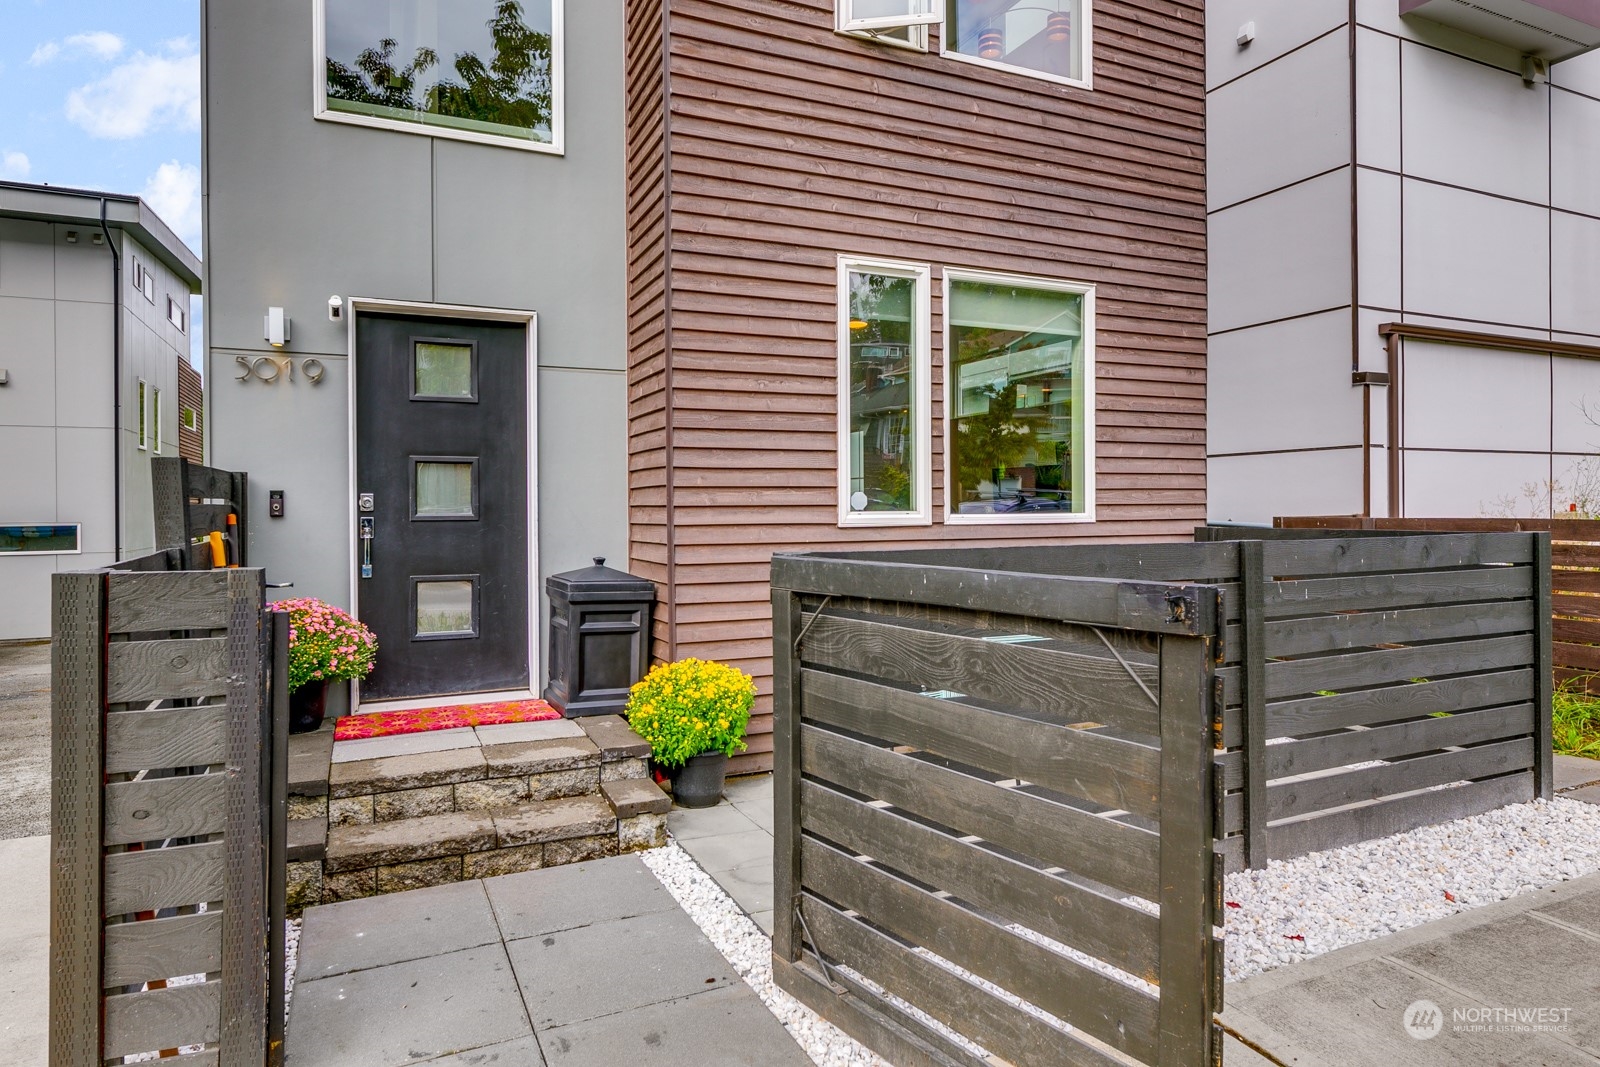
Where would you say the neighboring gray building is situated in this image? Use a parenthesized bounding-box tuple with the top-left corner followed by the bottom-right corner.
(0, 182, 201, 641)
(1207, 0, 1600, 522)
(203, 0, 628, 710)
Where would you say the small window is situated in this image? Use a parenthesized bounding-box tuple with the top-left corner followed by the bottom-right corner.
(945, 269, 1094, 523)
(412, 457, 479, 519)
(168, 296, 186, 331)
(412, 340, 477, 401)
(132, 260, 156, 303)
(837, 256, 932, 527)
(181, 406, 201, 432)
(151, 388, 162, 454)
(838, 0, 940, 34)
(318, 0, 564, 152)
(836, 0, 1092, 88)
(0, 524, 82, 554)
(413, 576, 478, 639)
(945, 0, 1089, 86)
(136, 379, 149, 450)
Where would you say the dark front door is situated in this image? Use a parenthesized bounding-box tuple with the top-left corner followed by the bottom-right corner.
(355, 313, 530, 701)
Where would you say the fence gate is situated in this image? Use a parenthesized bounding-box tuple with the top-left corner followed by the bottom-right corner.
(51, 565, 287, 1066)
(770, 552, 1224, 1067)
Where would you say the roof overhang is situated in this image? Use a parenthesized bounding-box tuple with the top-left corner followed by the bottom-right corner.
(0, 181, 201, 292)
(1400, 0, 1600, 61)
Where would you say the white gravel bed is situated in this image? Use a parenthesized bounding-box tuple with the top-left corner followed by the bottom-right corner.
(640, 842, 893, 1067)
(1224, 795, 1600, 982)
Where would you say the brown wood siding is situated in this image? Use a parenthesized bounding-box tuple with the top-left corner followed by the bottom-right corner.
(177, 356, 203, 463)
(626, 0, 675, 661)
(631, 0, 1206, 775)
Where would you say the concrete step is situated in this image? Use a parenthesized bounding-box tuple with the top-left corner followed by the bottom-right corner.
(320, 792, 667, 903)
(601, 777, 671, 819)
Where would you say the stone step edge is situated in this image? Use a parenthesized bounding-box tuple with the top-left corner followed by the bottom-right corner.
(326, 761, 652, 826)
(329, 742, 650, 799)
(322, 794, 665, 874)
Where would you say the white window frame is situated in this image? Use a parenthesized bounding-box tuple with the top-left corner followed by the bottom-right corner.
(838, 0, 942, 34)
(312, 0, 566, 156)
(136, 379, 149, 451)
(837, 255, 933, 528)
(168, 295, 186, 332)
(941, 266, 1096, 526)
(942, 0, 1093, 91)
(152, 387, 163, 455)
(0, 523, 83, 556)
(181, 406, 201, 432)
(835, 1, 1093, 91)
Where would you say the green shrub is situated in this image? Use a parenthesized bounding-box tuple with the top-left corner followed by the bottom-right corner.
(1553, 676, 1600, 760)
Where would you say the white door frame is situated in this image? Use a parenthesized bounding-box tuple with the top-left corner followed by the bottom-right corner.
(345, 297, 540, 712)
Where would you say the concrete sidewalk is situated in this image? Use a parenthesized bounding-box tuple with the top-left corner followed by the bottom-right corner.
(287, 853, 810, 1066)
(666, 775, 775, 933)
(1223, 870, 1600, 1066)
(0, 835, 49, 1067)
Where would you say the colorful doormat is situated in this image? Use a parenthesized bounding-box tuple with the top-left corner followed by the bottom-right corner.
(334, 698, 562, 741)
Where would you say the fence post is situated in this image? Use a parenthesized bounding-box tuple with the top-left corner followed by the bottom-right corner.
(50, 572, 106, 1067)
(1239, 540, 1268, 868)
(1156, 631, 1218, 1067)
(266, 607, 289, 1066)
(1533, 532, 1554, 801)
(221, 569, 268, 1064)
(771, 585, 803, 965)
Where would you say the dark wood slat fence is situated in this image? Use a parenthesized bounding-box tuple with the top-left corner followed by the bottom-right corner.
(1277, 516, 1600, 694)
(771, 551, 1223, 1067)
(51, 560, 287, 1066)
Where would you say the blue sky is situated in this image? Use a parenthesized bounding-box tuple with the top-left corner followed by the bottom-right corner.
(2, 0, 203, 362)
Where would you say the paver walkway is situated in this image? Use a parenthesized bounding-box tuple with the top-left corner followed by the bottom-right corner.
(287, 852, 811, 1067)
(1222, 870, 1600, 1065)
(666, 774, 775, 933)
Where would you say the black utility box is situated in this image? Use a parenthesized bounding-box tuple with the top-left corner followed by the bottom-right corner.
(543, 557, 656, 717)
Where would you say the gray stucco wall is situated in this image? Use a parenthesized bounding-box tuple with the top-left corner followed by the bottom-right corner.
(0, 221, 190, 640)
(1207, 1, 1600, 523)
(203, 0, 629, 692)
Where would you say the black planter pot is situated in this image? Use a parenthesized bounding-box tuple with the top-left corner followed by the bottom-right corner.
(669, 751, 727, 808)
(289, 681, 327, 734)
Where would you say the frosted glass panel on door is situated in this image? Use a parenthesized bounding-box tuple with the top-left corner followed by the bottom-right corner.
(416, 580, 475, 636)
(415, 461, 475, 517)
(414, 343, 474, 399)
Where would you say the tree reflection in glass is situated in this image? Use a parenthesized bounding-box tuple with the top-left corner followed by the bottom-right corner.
(847, 271, 917, 514)
(326, 0, 554, 143)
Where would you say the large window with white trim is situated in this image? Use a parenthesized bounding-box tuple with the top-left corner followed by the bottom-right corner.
(944, 270, 1093, 522)
(838, 257, 932, 526)
(837, 0, 1090, 87)
(317, 0, 563, 152)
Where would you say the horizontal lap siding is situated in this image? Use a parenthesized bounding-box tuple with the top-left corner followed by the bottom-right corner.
(643, 0, 1205, 773)
(627, 0, 675, 658)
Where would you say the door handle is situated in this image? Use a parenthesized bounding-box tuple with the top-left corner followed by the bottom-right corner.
(359, 516, 374, 579)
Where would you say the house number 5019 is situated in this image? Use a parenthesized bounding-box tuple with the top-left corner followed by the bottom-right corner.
(235, 355, 326, 385)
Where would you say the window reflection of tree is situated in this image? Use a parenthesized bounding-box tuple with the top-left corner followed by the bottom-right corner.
(326, 0, 553, 135)
(849, 273, 915, 511)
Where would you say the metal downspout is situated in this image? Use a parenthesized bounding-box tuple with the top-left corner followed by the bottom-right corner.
(99, 198, 124, 559)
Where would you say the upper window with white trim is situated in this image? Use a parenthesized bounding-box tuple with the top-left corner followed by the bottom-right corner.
(838, 257, 932, 526)
(838, 0, 1090, 87)
(318, 0, 563, 152)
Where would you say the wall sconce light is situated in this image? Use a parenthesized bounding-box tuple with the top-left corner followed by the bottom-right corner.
(264, 307, 291, 348)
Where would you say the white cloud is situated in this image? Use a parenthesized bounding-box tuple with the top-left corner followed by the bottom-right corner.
(67, 32, 125, 60)
(0, 153, 30, 180)
(65, 45, 199, 139)
(28, 31, 123, 66)
(142, 161, 201, 252)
